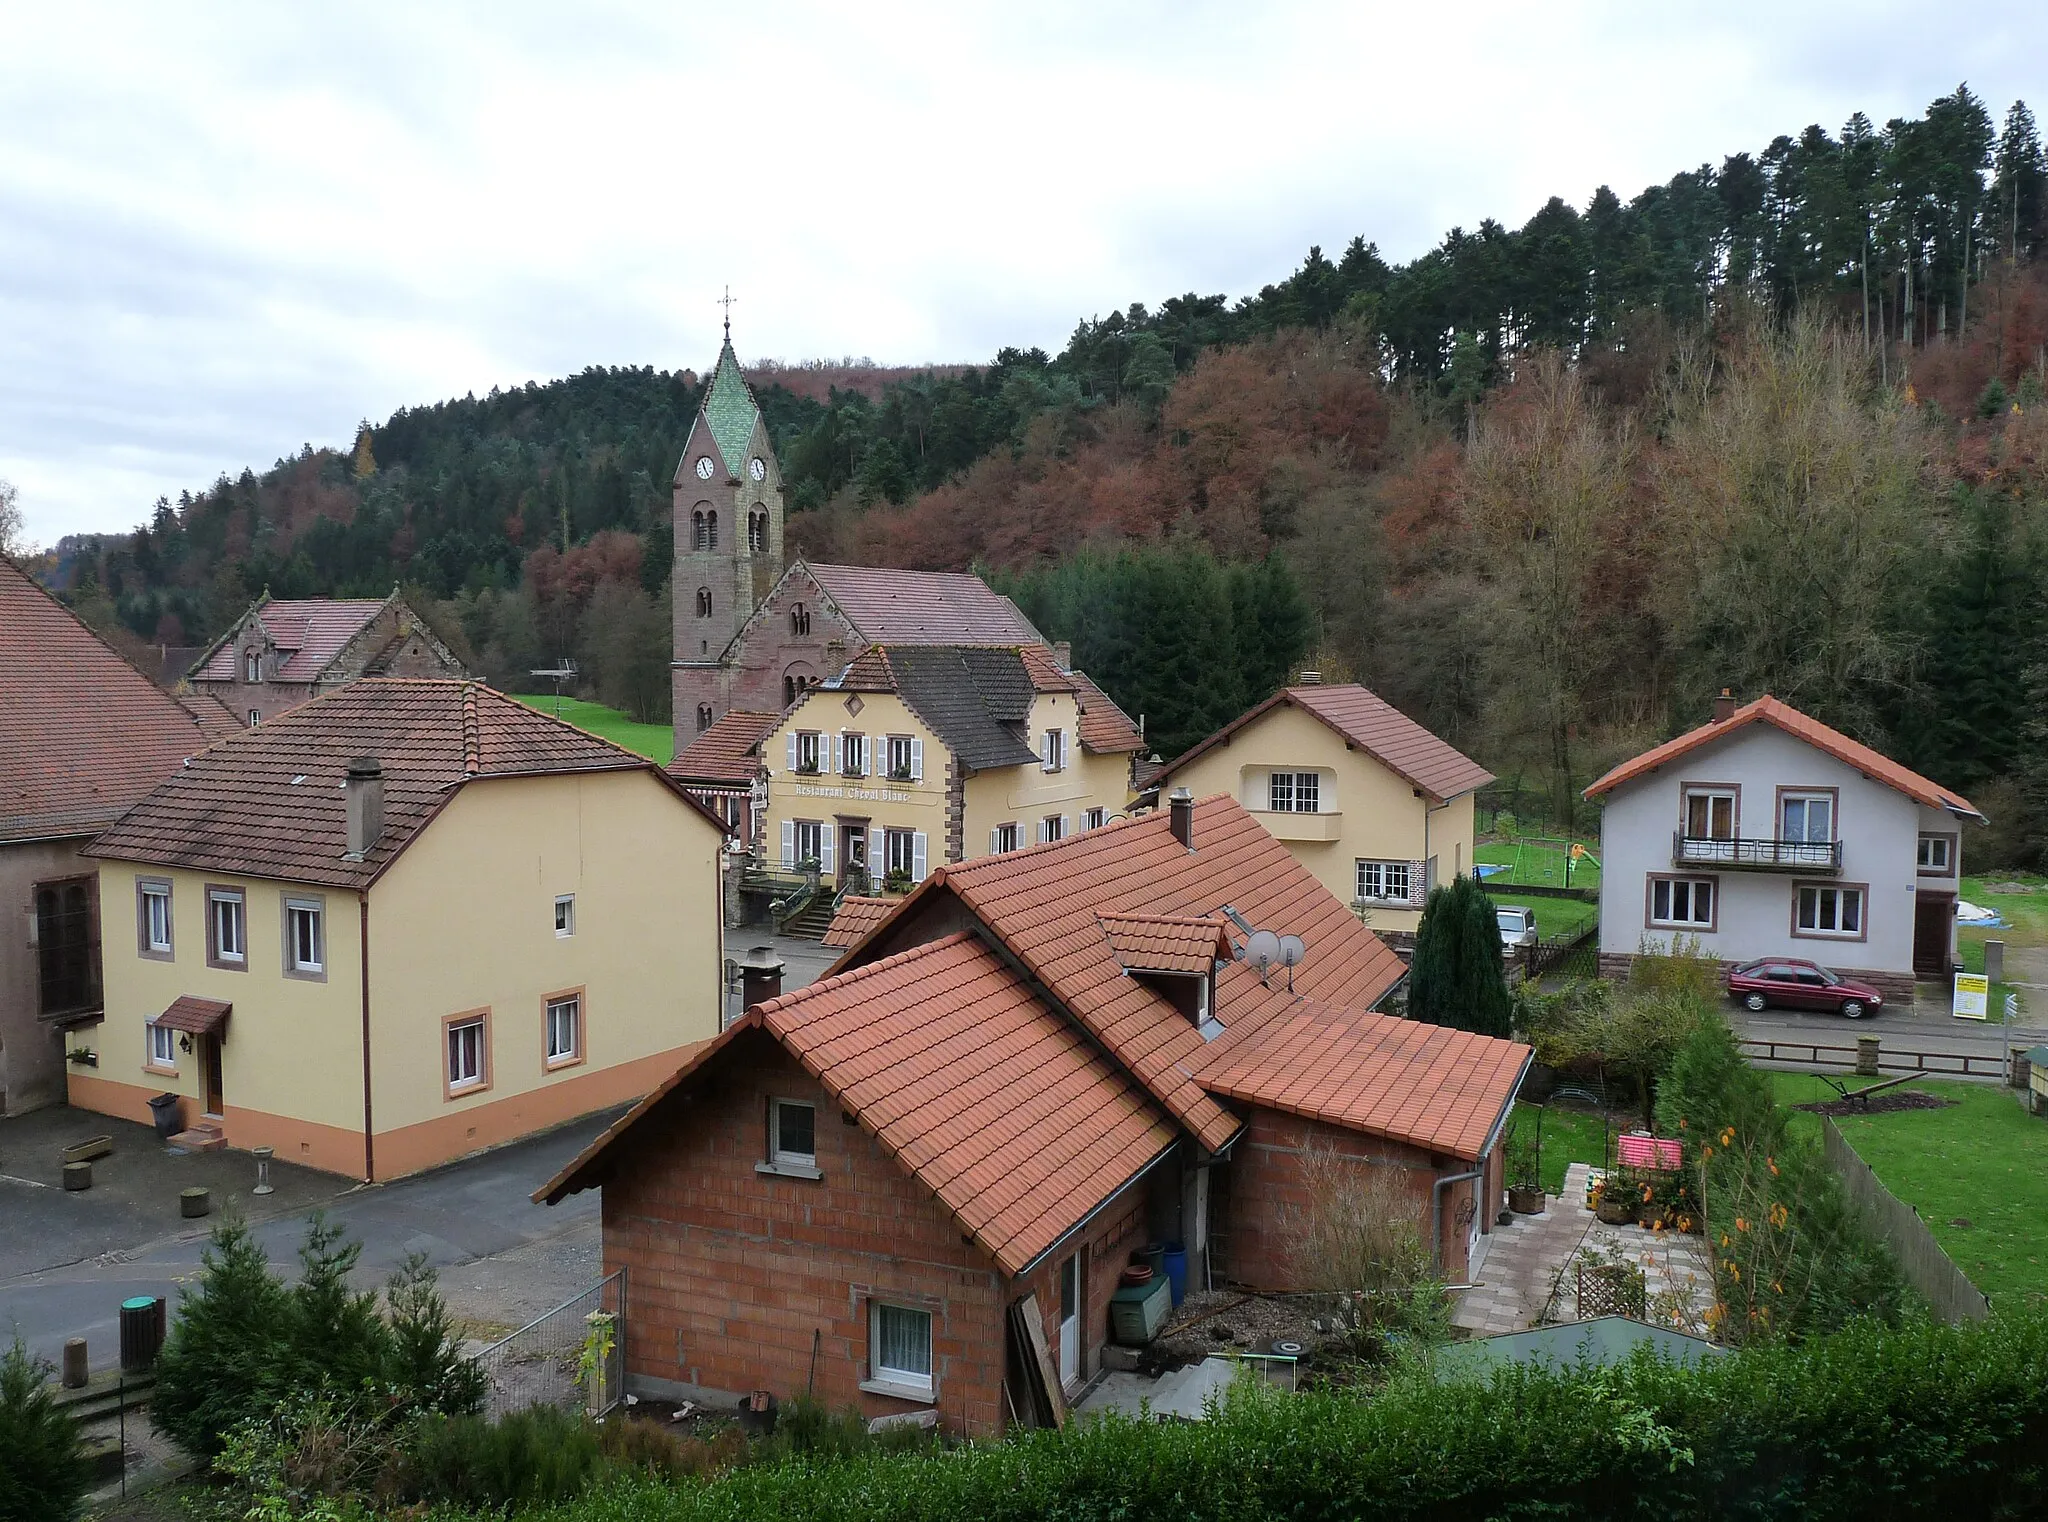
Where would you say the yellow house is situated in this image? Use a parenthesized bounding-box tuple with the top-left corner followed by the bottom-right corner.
(1151, 683, 1493, 939)
(758, 644, 1142, 889)
(71, 679, 726, 1181)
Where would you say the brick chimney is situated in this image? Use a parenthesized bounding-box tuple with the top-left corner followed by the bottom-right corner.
(741, 945, 785, 1011)
(1051, 640, 1072, 671)
(344, 757, 384, 860)
(1168, 787, 1195, 852)
(1711, 688, 1737, 723)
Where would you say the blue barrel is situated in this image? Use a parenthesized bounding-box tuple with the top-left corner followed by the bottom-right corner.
(1161, 1242, 1188, 1306)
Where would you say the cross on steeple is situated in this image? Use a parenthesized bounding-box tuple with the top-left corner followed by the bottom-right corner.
(717, 285, 737, 341)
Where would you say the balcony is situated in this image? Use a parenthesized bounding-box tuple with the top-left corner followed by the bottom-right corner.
(1671, 833, 1841, 873)
(1252, 809, 1343, 843)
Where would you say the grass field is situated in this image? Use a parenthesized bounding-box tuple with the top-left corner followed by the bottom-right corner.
(1768, 1071, 2048, 1306)
(1955, 873, 2044, 1021)
(1506, 1103, 1622, 1194)
(510, 694, 672, 764)
(1474, 837, 1602, 893)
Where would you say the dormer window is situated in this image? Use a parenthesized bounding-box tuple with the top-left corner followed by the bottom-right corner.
(243, 650, 262, 682)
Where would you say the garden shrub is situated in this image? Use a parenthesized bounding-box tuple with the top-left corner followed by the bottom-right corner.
(0, 1337, 88, 1522)
(403, 1404, 605, 1507)
(152, 1216, 293, 1458)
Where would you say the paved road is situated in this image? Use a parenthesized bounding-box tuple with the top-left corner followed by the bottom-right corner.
(0, 1110, 610, 1374)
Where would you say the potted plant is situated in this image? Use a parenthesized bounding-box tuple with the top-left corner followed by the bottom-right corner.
(1593, 1175, 1637, 1225)
(883, 868, 913, 894)
(1506, 1126, 1544, 1215)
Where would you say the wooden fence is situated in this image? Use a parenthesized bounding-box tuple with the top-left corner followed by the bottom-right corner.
(1821, 1117, 1988, 1323)
(1740, 1038, 2010, 1081)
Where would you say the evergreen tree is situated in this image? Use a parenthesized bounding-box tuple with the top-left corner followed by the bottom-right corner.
(0, 1338, 87, 1522)
(286, 1211, 394, 1400)
(151, 1217, 291, 1457)
(384, 1252, 488, 1416)
(1406, 875, 1512, 1037)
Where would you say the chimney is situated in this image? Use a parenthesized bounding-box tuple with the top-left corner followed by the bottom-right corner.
(1051, 640, 1072, 671)
(344, 757, 384, 860)
(1711, 688, 1736, 723)
(1168, 787, 1195, 852)
(1296, 669, 1322, 685)
(740, 945, 785, 1011)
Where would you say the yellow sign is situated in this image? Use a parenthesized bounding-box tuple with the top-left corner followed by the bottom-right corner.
(1952, 972, 1990, 1021)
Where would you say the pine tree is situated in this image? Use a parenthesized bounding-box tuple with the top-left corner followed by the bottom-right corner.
(0, 1338, 87, 1522)
(287, 1211, 393, 1400)
(151, 1217, 291, 1457)
(1406, 875, 1512, 1037)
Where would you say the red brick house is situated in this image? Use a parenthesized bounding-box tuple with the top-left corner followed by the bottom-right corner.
(186, 589, 465, 725)
(538, 793, 1528, 1435)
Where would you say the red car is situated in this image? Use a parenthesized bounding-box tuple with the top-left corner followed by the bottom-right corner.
(1727, 958, 1883, 1019)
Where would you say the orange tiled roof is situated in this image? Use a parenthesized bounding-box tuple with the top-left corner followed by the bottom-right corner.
(155, 995, 232, 1036)
(1071, 670, 1145, 755)
(0, 558, 218, 843)
(1193, 999, 1529, 1161)
(808, 563, 1044, 646)
(821, 895, 895, 949)
(1583, 694, 1983, 817)
(1158, 685, 1494, 804)
(87, 679, 689, 889)
(1099, 913, 1229, 976)
(669, 709, 778, 786)
(538, 934, 1176, 1276)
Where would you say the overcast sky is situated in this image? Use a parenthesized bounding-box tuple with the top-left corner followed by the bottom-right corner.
(2, 2, 2041, 544)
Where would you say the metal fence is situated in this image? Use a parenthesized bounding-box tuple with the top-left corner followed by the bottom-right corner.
(1821, 1118, 1988, 1323)
(1740, 1038, 2009, 1081)
(471, 1269, 627, 1421)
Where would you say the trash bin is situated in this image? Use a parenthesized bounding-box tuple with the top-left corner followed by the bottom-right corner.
(1161, 1242, 1188, 1306)
(147, 1092, 184, 1140)
(120, 1295, 165, 1373)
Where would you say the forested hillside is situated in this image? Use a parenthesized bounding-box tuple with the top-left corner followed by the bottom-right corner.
(58, 85, 2048, 863)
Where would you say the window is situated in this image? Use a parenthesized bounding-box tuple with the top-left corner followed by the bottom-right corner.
(147, 1022, 176, 1070)
(545, 993, 582, 1068)
(248, 709, 261, 728)
(695, 586, 712, 617)
(867, 1302, 934, 1400)
(696, 703, 713, 732)
(749, 511, 767, 552)
(841, 732, 867, 778)
(885, 828, 917, 878)
(691, 510, 709, 550)
(1648, 875, 1716, 929)
(446, 1015, 488, 1094)
(1041, 729, 1065, 772)
(793, 820, 824, 867)
(705, 510, 717, 549)
(34, 878, 96, 1015)
(994, 822, 1020, 854)
(243, 650, 261, 682)
(207, 887, 246, 968)
(793, 730, 822, 774)
(1918, 833, 1955, 875)
(1356, 859, 1412, 903)
(790, 602, 811, 637)
(1682, 787, 1736, 841)
(138, 880, 173, 958)
(1795, 883, 1865, 939)
(1267, 771, 1321, 813)
(886, 735, 916, 781)
(284, 897, 324, 977)
(1779, 792, 1834, 843)
(1040, 814, 1065, 843)
(770, 1098, 816, 1169)
(554, 895, 575, 937)
(1080, 807, 1106, 831)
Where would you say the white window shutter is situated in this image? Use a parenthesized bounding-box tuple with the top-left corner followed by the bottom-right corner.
(1034, 819, 1046, 845)
(786, 732, 797, 771)
(990, 828, 1001, 855)
(781, 820, 795, 869)
(1056, 729, 1066, 768)
(912, 832, 928, 881)
(1076, 811, 1090, 834)
(910, 737, 924, 781)
(1064, 814, 1074, 839)
(831, 732, 842, 773)
(821, 831, 835, 875)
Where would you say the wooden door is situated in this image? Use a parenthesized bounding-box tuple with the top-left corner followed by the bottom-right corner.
(1914, 894, 1955, 979)
(201, 1036, 225, 1116)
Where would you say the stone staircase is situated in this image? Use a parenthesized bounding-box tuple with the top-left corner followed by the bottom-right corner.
(166, 1120, 226, 1153)
(780, 897, 838, 941)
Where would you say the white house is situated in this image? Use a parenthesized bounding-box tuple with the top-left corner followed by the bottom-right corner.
(1583, 693, 1984, 1001)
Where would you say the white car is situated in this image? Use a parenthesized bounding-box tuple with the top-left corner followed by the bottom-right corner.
(1496, 906, 1538, 950)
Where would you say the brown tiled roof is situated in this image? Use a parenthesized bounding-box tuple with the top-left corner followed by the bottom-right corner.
(176, 692, 243, 739)
(537, 934, 1176, 1276)
(808, 563, 1044, 646)
(86, 679, 678, 889)
(1193, 1000, 1529, 1161)
(1016, 643, 1074, 692)
(821, 895, 895, 949)
(192, 597, 390, 682)
(1099, 914, 1229, 976)
(0, 558, 218, 844)
(1583, 694, 1983, 818)
(1158, 685, 1494, 805)
(668, 709, 778, 785)
(1071, 670, 1145, 755)
(155, 995, 231, 1036)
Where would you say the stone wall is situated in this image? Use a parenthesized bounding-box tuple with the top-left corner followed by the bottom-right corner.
(1599, 952, 1915, 1005)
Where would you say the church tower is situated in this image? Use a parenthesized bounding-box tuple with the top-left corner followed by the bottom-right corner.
(671, 325, 787, 743)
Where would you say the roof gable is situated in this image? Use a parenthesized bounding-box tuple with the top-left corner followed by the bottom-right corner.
(806, 563, 1043, 646)
(192, 596, 394, 683)
(817, 646, 1041, 770)
(669, 709, 779, 785)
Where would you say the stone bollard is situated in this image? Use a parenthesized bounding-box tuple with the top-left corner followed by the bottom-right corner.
(1985, 939, 2005, 985)
(62, 1339, 87, 1389)
(180, 1186, 211, 1219)
(1855, 1035, 1880, 1077)
(62, 1160, 92, 1191)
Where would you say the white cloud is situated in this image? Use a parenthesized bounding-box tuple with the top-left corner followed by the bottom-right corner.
(0, 0, 2038, 541)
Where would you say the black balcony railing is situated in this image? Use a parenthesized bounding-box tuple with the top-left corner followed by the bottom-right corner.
(1671, 833, 1842, 872)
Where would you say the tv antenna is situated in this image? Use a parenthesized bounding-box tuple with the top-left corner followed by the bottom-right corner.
(528, 659, 578, 719)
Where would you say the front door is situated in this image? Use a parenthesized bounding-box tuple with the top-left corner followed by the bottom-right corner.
(1914, 893, 1955, 979)
(200, 1035, 225, 1117)
(1057, 1252, 1080, 1391)
(839, 823, 868, 890)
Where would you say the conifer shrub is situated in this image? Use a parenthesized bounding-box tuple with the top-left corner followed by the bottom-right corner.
(151, 1216, 293, 1458)
(0, 1337, 88, 1522)
(1407, 874, 1512, 1036)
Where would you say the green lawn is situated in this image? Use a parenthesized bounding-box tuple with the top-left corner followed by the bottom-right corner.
(1769, 1072, 2048, 1307)
(1475, 837, 1602, 893)
(510, 694, 672, 764)
(1507, 1103, 1623, 1194)
(1954, 873, 2043, 1022)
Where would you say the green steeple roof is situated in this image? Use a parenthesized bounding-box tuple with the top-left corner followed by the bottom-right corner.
(701, 340, 760, 475)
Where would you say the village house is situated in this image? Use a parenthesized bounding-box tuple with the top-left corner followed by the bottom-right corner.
(1151, 683, 1494, 945)
(186, 588, 466, 725)
(0, 560, 230, 1114)
(70, 679, 727, 1180)
(1584, 692, 1984, 999)
(537, 792, 1529, 1436)
(754, 642, 1144, 904)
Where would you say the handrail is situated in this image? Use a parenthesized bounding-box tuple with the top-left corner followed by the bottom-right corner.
(1672, 832, 1842, 870)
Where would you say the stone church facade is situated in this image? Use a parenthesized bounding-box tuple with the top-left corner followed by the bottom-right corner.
(188, 590, 465, 726)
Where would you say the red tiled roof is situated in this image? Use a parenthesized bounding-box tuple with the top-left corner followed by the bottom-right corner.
(1158, 685, 1494, 804)
(1071, 670, 1145, 755)
(87, 679, 690, 889)
(1193, 999, 1529, 1161)
(668, 710, 778, 785)
(0, 559, 218, 843)
(821, 895, 895, 949)
(1583, 695, 1983, 817)
(193, 598, 390, 682)
(155, 995, 231, 1036)
(1099, 914, 1229, 976)
(538, 934, 1176, 1276)
(808, 563, 1044, 646)
(1016, 643, 1074, 693)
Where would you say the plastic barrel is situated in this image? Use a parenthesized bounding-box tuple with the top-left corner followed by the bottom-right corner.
(1161, 1242, 1188, 1306)
(147, 1092, 183, 1140)
(1141, 1242, 1167, 1281)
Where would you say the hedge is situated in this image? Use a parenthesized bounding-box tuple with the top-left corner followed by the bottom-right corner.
(502, 1311, 2048, 1522)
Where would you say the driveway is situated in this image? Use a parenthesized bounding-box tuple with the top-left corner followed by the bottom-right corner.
(0, 1105, 613, 1374)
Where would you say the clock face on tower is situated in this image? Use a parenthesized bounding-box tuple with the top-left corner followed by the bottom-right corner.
(694, 456, 715, 480)
(748, 457, 766, 481)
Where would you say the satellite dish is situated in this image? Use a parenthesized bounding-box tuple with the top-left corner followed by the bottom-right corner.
(1245, 929, 1281, 973)
(1278, 935, 1307, 968)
